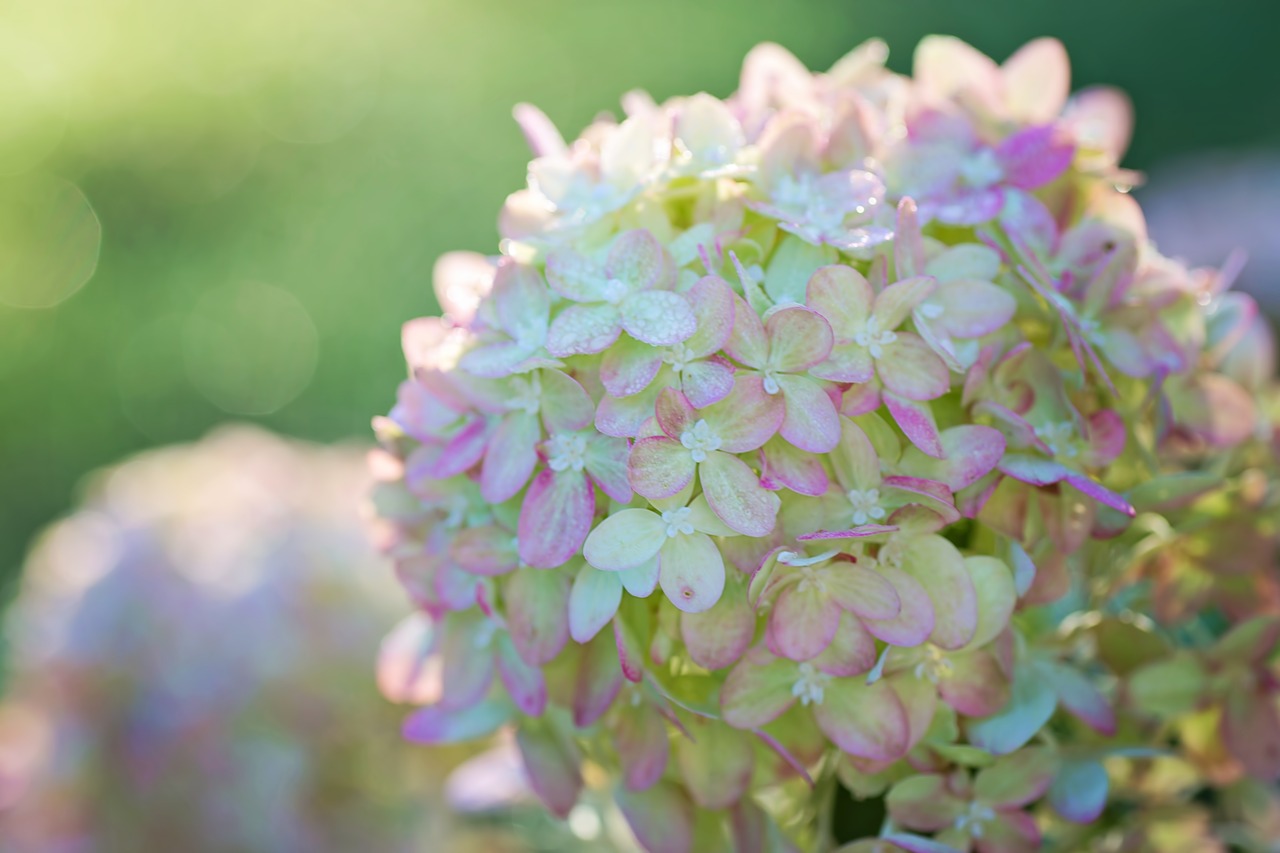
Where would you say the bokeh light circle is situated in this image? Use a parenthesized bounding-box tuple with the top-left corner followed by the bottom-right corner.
(183, 281, 319, 415)
(0, 174, 101, 309)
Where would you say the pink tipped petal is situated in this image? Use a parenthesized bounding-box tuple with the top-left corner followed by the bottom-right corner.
(659, 532, 727, 614)
(679, 356, 736, 408)
(996, 124, 1074, 189)
(876, 334, 950, 400)
(628, 437, 697, 499)
(885, 393, 943, 458)
(585, 434, 634, 503)
(518, 471, 596, 569)
(615, 703, 671, 791)
(939, 650, 1010, 717)
(596, 388, 660, 438)
(569, 564, 624, 643)
(402, 701, 512, 745)
(826, 564, 901, 621)
(539, 369, 595, 433)
(760, 438, 830, 496)
(724, 293, 770, 368)
(886, 774, 968, 832)
(584, 509, 667, 571)
(861, 566, 935, 648)
(682, 580, 756, 670)
(703, 375, 786, 452)
(439, 615, 498, 710)
(1083, 409, 1126, 467)
(545, 250, 609, 302)
(777, 374, 841, 453)
(998, 454, 1069, 486)
(900, 535, 978, 650)
(1048, 759, 1109, 824)
(480, 412, 540, 503)
(616, 782, 696, 853)
(814, 679, 910, 761)
(700, 451, 781, 537)
(656, 387, 697, 438)
(677, 723, 755, 810)
(493, 262, 551, 342)
(1063, 472, 1134, 516)
(450, 526, 519, 576)
(888, 673, 939, 750)
(602, 336, 665, 397)
(1042, 662, 1116, 735)
(547, 303, 623, 357)
(770, 582, 842, 661)
(902, 425, 1006, 491)
(967, 556, 1018, 648)
(1003, 38, 1070, 122)
(606, 229, 667, 290)
(813, 613, 879, 677)
(1065, 86, 1133, 162)
(798, 524, 898, 541)
(974, 748, 1059, 809)
(495, 633, 548, 716)
(516, 724, 583, 819)
(418, 418, 491, 479)
(574, 632, 625, 727)
(686, 275, 737, 356)
(721, 654, 798, 729)
(883, 475, 960, 525)
(812, 342, 875, 383)
(894, 198, 926, 279)
(622, 290, 698, 347)
(872, 276, 935, 330)
(806, 265, 873, 339)
(833, 417, 883, 492)
(613, 616, 646, 683)
(505, 567, 571, 666)
(930, 279, 1017, 338)
(765, 307, 834, 372)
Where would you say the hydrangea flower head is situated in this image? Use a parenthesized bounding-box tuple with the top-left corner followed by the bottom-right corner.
(369, 36, 1280, 852)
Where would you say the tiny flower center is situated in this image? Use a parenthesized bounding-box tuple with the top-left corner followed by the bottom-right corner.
(602, 277, 631, 304)
(912, 644, 955, 685)
(507, 373, 542, 416)
(660, 506, 696, 538)
(961, 147, 1004, 189)
(954, 802, 997, 838)
(847, 488, 886, 526)
(791, 662, 832, 707)
(919, 301, 944, 320)
(796, 565, 827, 594)
(663, 342, 695, 375)
(680, 419, 722, 463)
(762, 367, 782, 395)
(1035, 421, 1078, 459)
(546, 433, 588, 472)
(853, 317, 897, 359)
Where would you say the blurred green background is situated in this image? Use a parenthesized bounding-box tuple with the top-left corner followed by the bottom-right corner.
(2, 0, 1278, 608)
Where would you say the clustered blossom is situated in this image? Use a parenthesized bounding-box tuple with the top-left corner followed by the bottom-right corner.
(369, 35, 1280, 852)
(0, 428, 505, 853)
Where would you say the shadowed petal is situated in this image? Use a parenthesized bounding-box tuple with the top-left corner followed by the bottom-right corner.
(403, 701, 512, 745)
(616, 782, 695, 853)
(629, 436, 696, 499)
(516, 724, 583, 819)
(495, 633, 548, 716)
(685, 275, 737, 356)
(826, 563, 901, 620)
(770, 582, 842, 661)
(700, 451, 781, 536)
(900, 535, 977, 650)
(812, 341, 875, 383)
(872, 276, 935, 330)
(814, 678, 910, 761)
(518, 471, 596, 568)
(760, 437, 829, 496)
(539, 368, 595, 433)
(615, 702, 670, 791)
(702, 375, 786, 452)
(574, 632, 625, 727)
(505, 567, 571, 666)
(777, 374, 841, 453)
(724, 292, 770, 368)
(606, 228, 666, 290)
(480, 411, 540, 502)
(721, 653, 798, 729)
(862, 566, 935, 647)
(678, 723, 755, 810)
(585, 434, 633, 503)
(967, 663, 1058, 755)
(806, 265, 873, 339)
(682, 579, 756, 670)
(602, 335, 665, 397)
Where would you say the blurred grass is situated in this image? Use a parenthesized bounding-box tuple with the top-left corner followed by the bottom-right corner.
(1, 0, 1277, 605)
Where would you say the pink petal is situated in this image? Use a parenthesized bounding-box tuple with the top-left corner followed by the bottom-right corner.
(516, 724, 583, 818)
(759, 437, 829, 496)
(679, 356, 736, 408)
(569, 564, 624, 643)
(681, 579, 756, 670)
(886, 774, 967, 832)
(876, 334, 950, 400)
(914, 35, 1000, 104)
(721, 652, 798, 729)
(967, 556, 1018, 648)
(545, 249, 609, 302)
(596, 386, 661, 438)
(615, 703, 670, 791)
(812, 341, 874, 383)
(606, 228, 666, 290)
(975, 811, 1041, 853)
(1222, 687, 1280, 780)
(814, 678, 910, 761)
(888, 672, 939, 750)
(826, 562, 901, 621)
(777, 374, 841, 453)
(402, 701, 511, 745)
(504, 567, 571, 666)
(677, 721, 755, 810)
(616, 782, 696, 853)
(518, 470, 596, 569)
(899, 535, 978, 650)
(628, 436, 696, 499)
(1167, 373, 1257, 448)
(885, 392, 943, 458)
(432, 251, 494, 326)
(765, 306, 834, 372)
(538, 368, 595, 433)
(574, 632, 625, 727)
(724, 293, 770, 369)
(939, 650, 1010, 717)
(492, 261, 551, 342)
(1042, 661, 1115, 735)
(613, 614, 646, 683)
(480, 411, 540, 503)
(902, 425, 1006, 491)
(883, 475, 960, 525)
(685, 275, 737, 356)
(585, 434, 634, 503)
(622, 290, 698, 347)
(894, 198, 926, 279)
(416, 417, 491, 479)
(996, 124, 1074, 189)
(700, 451, 781, 537)
(861, 566, 935, 648)
(659, 532, 727, 614)
(931, 279, 1017, 339)
(805, 264, 873, 340)
(813, 612, 879, 677)
(832, 416, 882, 492)
(546, 303, 623, 357)
(1002, 38, 1069, 122)
(602, 335, 664, 397)
(583, 508, 666, 571)
(438, 613, 497, 710)
(702, 374, 786, 452)
(450, 525, 519, 576)
(1062, 472, 1134, 515)
(656, 386, 697, 439)
(1064, 86, 1132, 163)
(998, 454, 1069, 486)
(872, 275, 935, 330)
(769, 582, 842, 661)
(495, 633, 548, 716)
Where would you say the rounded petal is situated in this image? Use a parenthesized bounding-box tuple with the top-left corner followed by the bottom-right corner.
(505, 567, 571, 666)
(813, 613, 879, 677)
(403, 701, 512, 745)
(1048, 759, 1109, 824)
(876, 334, 950, 400)
(770, 582, 842, 661)
(701, 375, 786, 452)
(615, 703, 670, 791)
(806, 264, 872, 339)
(655, 386, 697, 439)
(826, 563, 901, 621)
(606, 228, 666, 289)
(628, 436, 696, 499)
(450, 525, 519, 576)
(700, 451, 781, 537)
(685, 275, 737, 356)
(480, 411, 540, 503)
(721, 653, 798, 729)
(814, 678, 910, 761)
(974, 748, 1059, 809)
(619, 557, 661, 597)
(967, 663, 1058, 755)
(1003, 37, 1070, 122)
(546, 303, 623, 357)
(569, 564, 624, 643)
(682, 579, 756, 670)
(901, 425, 1006, 491)
(760, 436, 829, 496)
(616, 782, 695, 853)
(516, 724, 583, 819)
(861, 566, 935, 648)
(495, 633, 548, 716)
(622, 290, 698, 347)
(930, 280, 1017, 338)
(812, 341, 875, 383)
(659, 532, 726, 613)
(872, 275, 935, 330)
(724, 292, 770, 368)
(765, 306, 834, 372)
(539, 368, 595, 433)
(900, 535, 978, 650)
(518, 470, 596, 569)
(602, 335, 665, 397)
(584, 509, 667, 571)
(777, 374, 841, 453)
(884, 392, 943, 459)
(967, 556, 1018, 648)
(886, 774, 968, 832)
(679, 356, 736, 408)
(677, 722, 755, 810)
(939, 650, 1011, 717)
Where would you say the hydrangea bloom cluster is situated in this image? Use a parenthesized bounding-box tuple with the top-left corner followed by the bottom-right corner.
(0, 427, 499, 852)
(369, 36, 1280, 852)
